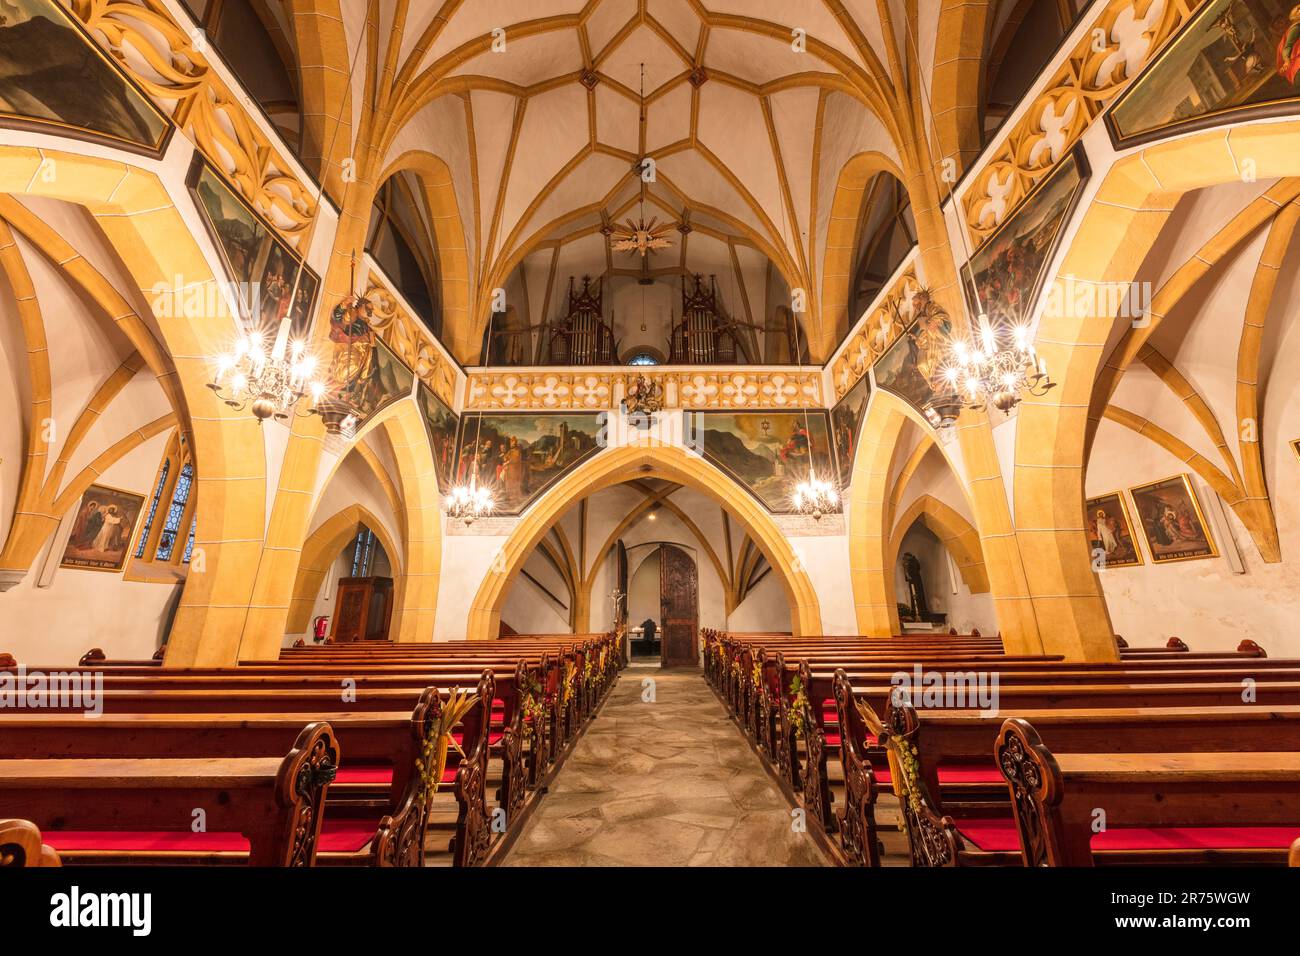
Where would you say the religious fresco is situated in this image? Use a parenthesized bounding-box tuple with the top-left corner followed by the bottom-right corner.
(60, 484, 146, 573)
(189, 159, 320, 342)
(872, 290, 952, 420)
(324, 294, 415, 428)
(961, 145, 1090, 331)
(0, 0, 170, 154)
(1085, 491, 1144, 569)
(831, 373, 871, 487)
(1108, 0, 1300, 146)
(1129, 474, 1219, 564)
(453, 413, 604, 515)
(684, 410, 837, 514)
(418, 382, 459, 494)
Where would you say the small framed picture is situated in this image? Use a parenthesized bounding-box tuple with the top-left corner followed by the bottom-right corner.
(1084, 491, 1143, 569)
(1128, 474, 1218, 565)
(60, 483, 146, 573)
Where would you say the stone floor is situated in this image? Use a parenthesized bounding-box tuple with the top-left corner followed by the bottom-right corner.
(502, 665, 828, 867)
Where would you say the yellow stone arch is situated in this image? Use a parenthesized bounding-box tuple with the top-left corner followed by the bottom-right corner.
(1014, 119, 1300, 661)
(287, 503, 403, 635)
(0, 145, 267, 666)
(466, 443, 823, 641)
(817, 150, 908, 360)
(238, 394, 443, 657)
(888, 494, 990, 595)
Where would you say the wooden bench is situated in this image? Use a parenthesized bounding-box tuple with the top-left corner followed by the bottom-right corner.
(0, 722, 339, 866)
(0, 819, 61, 867)
(861, 696, 1300, 867)
(995, 719, 1300, 866)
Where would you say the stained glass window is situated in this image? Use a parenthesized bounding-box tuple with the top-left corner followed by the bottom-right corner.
(628, 351, 659, 366)
(351, 528, 376, 577)
(135, 459, 171, 559)
(182, 516, 197, 564)
(155, 462, 194, 562)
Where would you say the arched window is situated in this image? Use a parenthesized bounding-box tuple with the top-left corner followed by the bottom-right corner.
(982, 0, 1082, 143)
(131, 431, 199, 573)
(179, 1, 302, 154)
(851, 174, 916, 320)
(627, 350, 660, 366)
(367, 175, 443, 338)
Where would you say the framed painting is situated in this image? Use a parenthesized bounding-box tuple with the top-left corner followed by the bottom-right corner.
(831, 374, 871, 487)
(454, 413, 605, 515)
(684, 410, 837, 514)
(1084, 491, 1144, 569)
(872, 290, 953, 421)
(0, 0, 171, 155)
(1291, 438, 1300, 461)
(334, 337, 414, 427)
(418, 382, 459, 494)
(1107, 0, 1300, 147)
(1129, 474, 1219, 564)
(188, 157, 320, 342)
(60, 484, 146, 573)
(961, 144, 1090, 330)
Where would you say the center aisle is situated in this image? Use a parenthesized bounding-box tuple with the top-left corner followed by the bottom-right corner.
(503, 666, 828, 867)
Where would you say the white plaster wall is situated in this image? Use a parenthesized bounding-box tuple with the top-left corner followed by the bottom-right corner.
(1, 431, 180, 665)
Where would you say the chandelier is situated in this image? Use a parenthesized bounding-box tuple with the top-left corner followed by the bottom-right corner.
(444, 310, 498, 525)
(939, 313, 1054, 416)
(209, 330, 324, 423)
(445, 473, 495, 526)
(792, 472, 839, 520)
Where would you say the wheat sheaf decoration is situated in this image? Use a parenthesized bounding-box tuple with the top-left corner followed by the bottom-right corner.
(415, 687, 480, 808)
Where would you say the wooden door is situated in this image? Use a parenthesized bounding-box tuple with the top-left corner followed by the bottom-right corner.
(659, 545, 698, 666)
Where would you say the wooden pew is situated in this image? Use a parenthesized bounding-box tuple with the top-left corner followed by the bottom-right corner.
(995, 719, 1300, 866)
(711, 628, 1296, 867)
(864, 696, 1300, 867)
(1, 674, 502, 866)
(0, 722, 339, 866)
(0, 819, 61, 867)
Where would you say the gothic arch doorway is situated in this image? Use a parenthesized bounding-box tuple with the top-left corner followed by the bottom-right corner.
(627, 542, 699, 666)
(660, 544, 699, 667)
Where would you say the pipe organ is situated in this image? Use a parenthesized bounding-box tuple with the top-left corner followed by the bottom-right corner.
(669, 275, 746, 364)
(540, 276, 616, 366)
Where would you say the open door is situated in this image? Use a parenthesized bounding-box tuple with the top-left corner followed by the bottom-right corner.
(659, 544, 698, 666)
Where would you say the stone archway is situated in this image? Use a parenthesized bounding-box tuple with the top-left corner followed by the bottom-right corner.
(466, 442, 823, 641)
(1012, 119, 1300, 662)
(0, 145, 267, 666)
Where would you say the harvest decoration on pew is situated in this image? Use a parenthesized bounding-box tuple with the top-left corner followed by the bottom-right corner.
(415, 687, 480, 808)
(520, 674, 546, 742)
(788, 675, 808, 738)
(562, 660, 578, 708)
(857, 698, 921, 822)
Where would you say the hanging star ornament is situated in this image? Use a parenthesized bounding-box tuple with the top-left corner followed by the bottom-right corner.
(610, 216, 675, 257)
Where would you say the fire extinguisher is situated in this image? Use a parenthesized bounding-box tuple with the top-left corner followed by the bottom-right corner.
(313, 616, 330, 642)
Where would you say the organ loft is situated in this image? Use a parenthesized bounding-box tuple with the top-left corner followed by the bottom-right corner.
(0, 0, 1298, 931)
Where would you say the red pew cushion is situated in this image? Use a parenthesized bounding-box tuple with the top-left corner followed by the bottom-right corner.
(451, 730, 504, 747)
(955, 818, 1018, 852)
(866, 760, 1001, 785)
(957, 820, 1300, 854)
(319, 818, 379, 853)
(335, 762, 392, 785)
(45, 831, 251, 852)
(1092, 826, 1300, 852)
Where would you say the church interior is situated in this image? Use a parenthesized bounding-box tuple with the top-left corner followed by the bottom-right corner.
(3, 0, 1300, 895)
